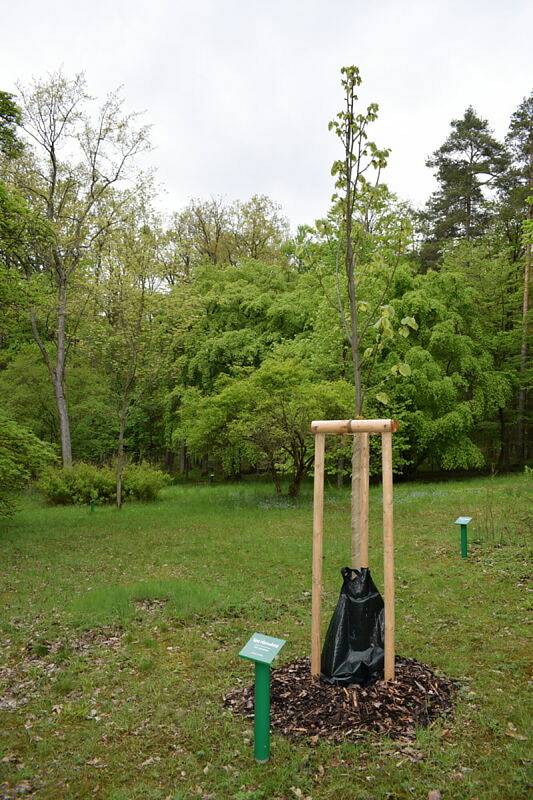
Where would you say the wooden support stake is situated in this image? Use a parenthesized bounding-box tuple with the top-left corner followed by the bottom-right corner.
(311, 432, 325, 676)
(381, 431, 395, 681)
(350, 435, 361, 568)
(359, 432, 370, 568)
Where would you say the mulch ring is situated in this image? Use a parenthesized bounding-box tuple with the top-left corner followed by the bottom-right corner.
(224, 656, 456, 742)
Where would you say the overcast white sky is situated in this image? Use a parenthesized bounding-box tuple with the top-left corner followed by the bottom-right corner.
(2, 0, 532, 228)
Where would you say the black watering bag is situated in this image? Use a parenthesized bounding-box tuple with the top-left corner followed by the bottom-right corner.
(321, 567, 385, 686)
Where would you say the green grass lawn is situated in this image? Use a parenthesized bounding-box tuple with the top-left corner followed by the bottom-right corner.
(1, 474, 531, 800)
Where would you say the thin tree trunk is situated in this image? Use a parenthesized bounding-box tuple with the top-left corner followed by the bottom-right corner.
(179, 443, 187, 474)
(346, 200, 363, 415)
(337, 456, 344, 488)
(270, 465, 282, 495)
(347, 233, 363, 565)
(497, 409, 506, 470)
(164, 449, 175, 471)
(116, 405, 127, 509)
(344, 96, 364, 568)
(29, 276, 73, 467)
(351, 437, 361, 567)
(288, 459, 305, 498)
(53, 371, 72, 467)
(54, 276, 72, 466)
(517, 233, 531, 463)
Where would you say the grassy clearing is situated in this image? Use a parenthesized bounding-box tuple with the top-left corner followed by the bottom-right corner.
(0, 474, 531, 799)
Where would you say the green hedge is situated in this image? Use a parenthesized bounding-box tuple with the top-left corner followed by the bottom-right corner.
(39, 462, 169, 505)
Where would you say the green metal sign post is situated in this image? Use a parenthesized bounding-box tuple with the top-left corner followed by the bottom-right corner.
(454, 516, 472, 558)
(239, 633, 286, 763)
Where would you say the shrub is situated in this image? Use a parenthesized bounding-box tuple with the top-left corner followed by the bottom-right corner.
(122, 463, 170, 502)
(39, 463, 115, 505)
(0, 414, 55, 515)
(38, 462, 169, 505)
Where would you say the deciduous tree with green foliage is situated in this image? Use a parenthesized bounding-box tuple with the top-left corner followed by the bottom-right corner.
(177, 358, 352, 496)
(0, 68, 530, 506)
(0, 91, 23, 159)
(0, 414, 54, 516)
(8, 72, 149, 466)
(88, 199, 164, 507)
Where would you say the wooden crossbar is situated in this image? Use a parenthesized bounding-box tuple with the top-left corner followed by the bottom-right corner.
(311, 419, 399, 434)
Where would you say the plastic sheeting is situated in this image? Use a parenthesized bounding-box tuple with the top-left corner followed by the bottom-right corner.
(321, 567, 385, 686)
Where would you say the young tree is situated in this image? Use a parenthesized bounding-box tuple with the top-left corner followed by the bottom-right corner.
(328, 66, 395, 563)
(94, 202, 162, 507)
(10, 72, 149, 466)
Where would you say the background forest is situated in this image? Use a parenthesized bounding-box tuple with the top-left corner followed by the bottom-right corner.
(0, 71, 531, 507)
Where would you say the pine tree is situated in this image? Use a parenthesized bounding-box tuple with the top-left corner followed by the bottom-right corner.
(502, 92, 533, 460)
(421, 107, 508, 265)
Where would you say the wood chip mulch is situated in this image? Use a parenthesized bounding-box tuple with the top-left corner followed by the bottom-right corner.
(224, 656, 456, 741)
